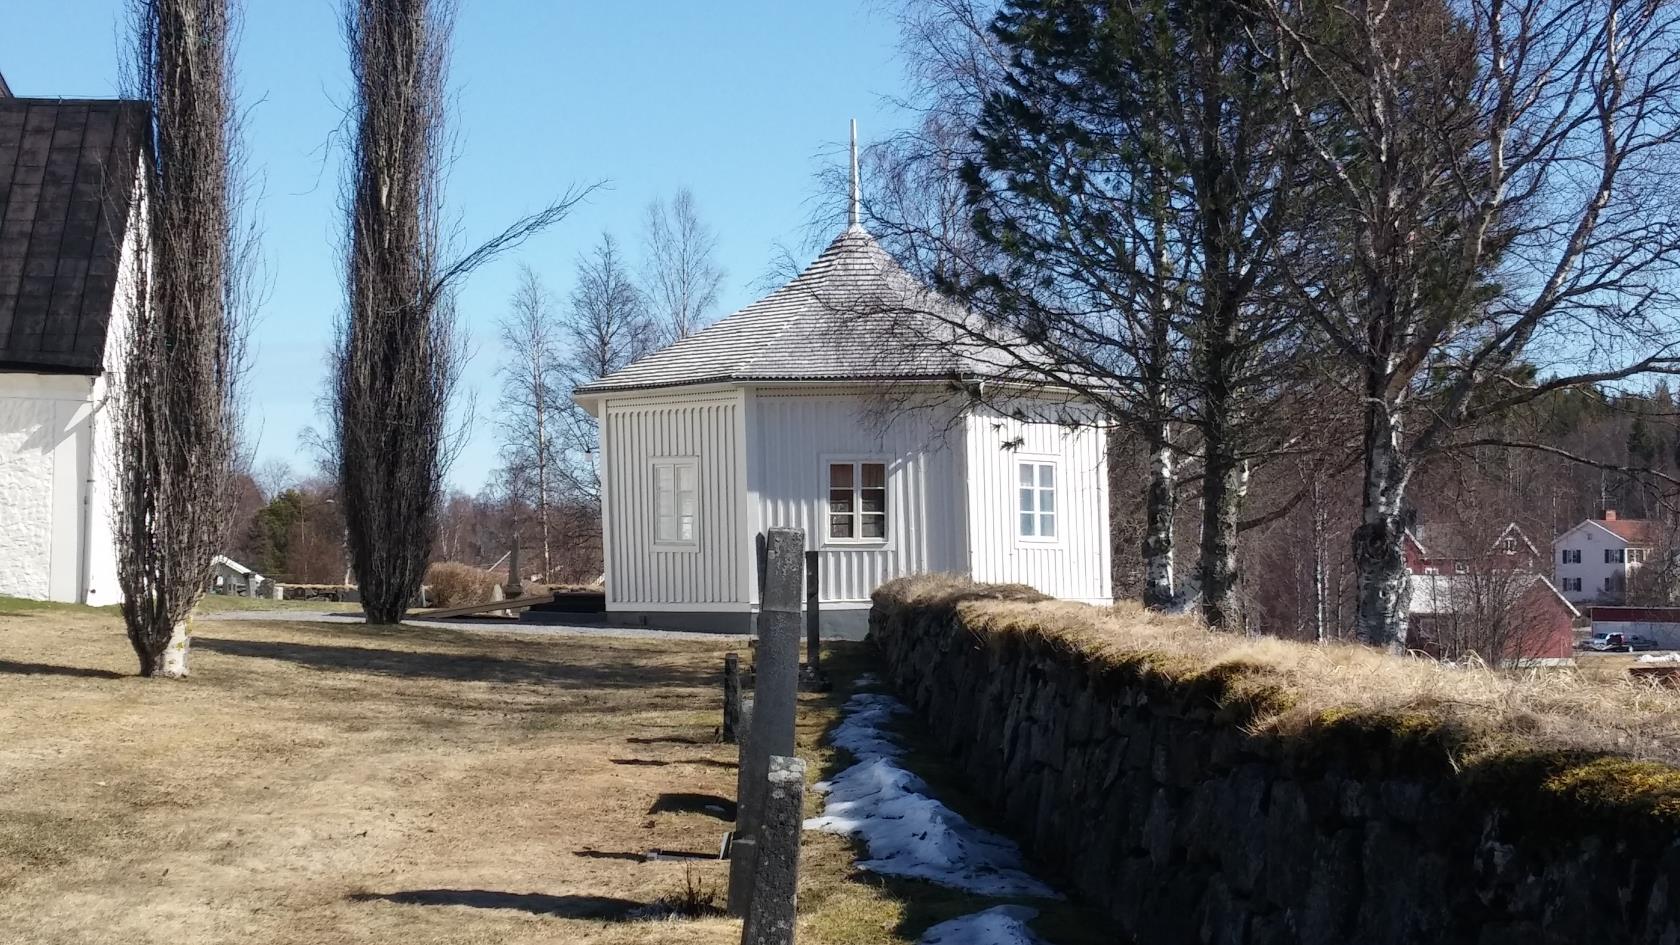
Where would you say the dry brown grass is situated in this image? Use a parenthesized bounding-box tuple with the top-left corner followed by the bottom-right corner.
(0, 607, 761, 945)
(879, 575, 1680, 819)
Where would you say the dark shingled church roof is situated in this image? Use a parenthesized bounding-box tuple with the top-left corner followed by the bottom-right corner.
(0, 98, 148, 375)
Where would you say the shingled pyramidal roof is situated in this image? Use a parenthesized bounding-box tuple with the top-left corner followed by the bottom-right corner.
(579, 222, 1028, 395)
(578, 121, 1043, 397)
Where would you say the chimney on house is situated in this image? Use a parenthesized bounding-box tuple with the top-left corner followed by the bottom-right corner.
(1602, 509, 1620, 522)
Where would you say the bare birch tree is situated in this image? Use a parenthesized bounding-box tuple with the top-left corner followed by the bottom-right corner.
(1265, 0, 1680, 648)
(332, 0, 588, 624)
(495, 265, 561, 581)
(115, 0, 250, 677)
(556, 232, 657, 502)
(642, 188, 724, 344)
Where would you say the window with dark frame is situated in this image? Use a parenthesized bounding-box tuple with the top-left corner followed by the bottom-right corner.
(828, 461, 887, 541)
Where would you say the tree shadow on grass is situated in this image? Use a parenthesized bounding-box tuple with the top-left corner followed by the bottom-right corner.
(0, 659, 124, 680)
(350, 889, 644, 919)
(647, 792, 735, 820)
(192, 636, 718, 689)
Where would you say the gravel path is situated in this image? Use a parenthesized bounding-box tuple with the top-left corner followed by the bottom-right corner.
(201, 608, 752, 643)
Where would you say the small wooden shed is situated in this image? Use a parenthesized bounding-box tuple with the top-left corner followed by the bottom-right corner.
(574, 138, 1111, 634)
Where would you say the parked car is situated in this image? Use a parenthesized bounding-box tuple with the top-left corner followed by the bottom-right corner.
(1583, 632, 1661, 653)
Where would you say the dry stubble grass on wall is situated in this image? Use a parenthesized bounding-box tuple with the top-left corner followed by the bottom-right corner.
(874, 574, 1680, 826)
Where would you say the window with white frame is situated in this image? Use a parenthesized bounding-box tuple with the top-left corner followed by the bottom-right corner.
(1606, 548, 1626, 564)
(828, 461, 887, 541)
(1563, 577, 1582, 593)
(1018, 461, 1057, 539)
(1631, 548, 1648, 564)
(1562, 549, 1581, 564)
(653, 458, 698, 546)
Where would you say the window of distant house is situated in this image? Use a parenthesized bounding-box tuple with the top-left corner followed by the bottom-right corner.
(1606, 548, 1626, 564)
(828, 461, 888, 542)
(1018, 461, 1058, 540)
(1564, 577, 1582, 592)
(653, 458, 698, 547)
(1562, 549, 1581, 564)
(1500, 537, 1517, 554)
(1630, 548, 1648, 564)
(1454, 561, 1468, 574)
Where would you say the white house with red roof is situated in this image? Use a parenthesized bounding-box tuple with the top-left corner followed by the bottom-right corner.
(571, 126, 1112, 634)
(1553, 510, 1656, 604)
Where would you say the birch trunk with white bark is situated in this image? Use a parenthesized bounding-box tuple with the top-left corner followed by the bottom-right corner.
(1354, 406, 1411, 650)
(1200, 428, 1245, 631)
(1141, 424, 1176, 610)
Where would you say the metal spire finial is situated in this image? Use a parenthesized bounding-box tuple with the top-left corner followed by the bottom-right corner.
(848, 118, 861, 228)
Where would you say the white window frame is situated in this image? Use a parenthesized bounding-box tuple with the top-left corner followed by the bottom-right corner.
(651, 456, 700, 551)
(1015, 456, 1060, 544)
(822, 456, 891, 548)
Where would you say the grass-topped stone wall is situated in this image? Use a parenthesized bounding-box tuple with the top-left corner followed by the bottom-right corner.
(869, 576, 1680, 945)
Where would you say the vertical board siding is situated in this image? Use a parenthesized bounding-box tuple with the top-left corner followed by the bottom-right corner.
(603, 393, 743, 606)
(749, 391, 968, 603)
(965, 404, 1112, 601)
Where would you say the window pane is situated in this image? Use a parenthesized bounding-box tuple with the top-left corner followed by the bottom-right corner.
(829, 515, 853, 539)
(1039, 464, 1055, 488)
(1040, 514, 1056, 538)
(829, 463, 853, 489)
(829, 489, 854, 514)
(1039, 488, 1055, 514)
(1019, 463, 1034, 486)
(1019, 487, 1035, 514)
(655, 465, 674, 516)
(861, 514, 886, 539)
(678, 514, 694, 542)
(1020, 512, 1035, 536)
(861, 488, 886, 513)
(861, 463, 885, 488)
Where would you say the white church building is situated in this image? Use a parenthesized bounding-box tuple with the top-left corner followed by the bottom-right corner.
(574, 130, 1111, 633)
(0, 91, 146, 606)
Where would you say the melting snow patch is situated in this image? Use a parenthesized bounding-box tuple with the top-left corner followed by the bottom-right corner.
(919, 906, 1045, 945)
(805, 693, 1058, 899)
(1638, 653, 1680, 663)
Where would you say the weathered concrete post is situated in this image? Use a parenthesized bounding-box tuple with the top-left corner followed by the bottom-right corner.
(723, 652, 742, 743)
(804, 550, 821, 675)
(728, 527, 803, 919)
(727, 695, 756, 915)
(741, 755, 806, 945)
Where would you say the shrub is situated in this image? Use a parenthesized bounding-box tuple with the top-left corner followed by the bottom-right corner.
(424, 562, 499, 607)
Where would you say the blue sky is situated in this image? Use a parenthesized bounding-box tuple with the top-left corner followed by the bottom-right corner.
(3, 1, 914, 491)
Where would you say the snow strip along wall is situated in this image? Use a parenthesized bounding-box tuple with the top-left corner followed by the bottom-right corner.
(869, 580, 1680, 945)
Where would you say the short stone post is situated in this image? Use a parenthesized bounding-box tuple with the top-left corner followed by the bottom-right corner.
(723, 652, 742, 743)
(741, 755, 806, 945)
(728, 527, 803, 919)
(727, 695, 757, 915)
(800, 550, 825, 691)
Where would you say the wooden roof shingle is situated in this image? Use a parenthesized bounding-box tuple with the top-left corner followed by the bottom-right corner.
(0, 98, 147, 375)
(577, 225, 1032, 395)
